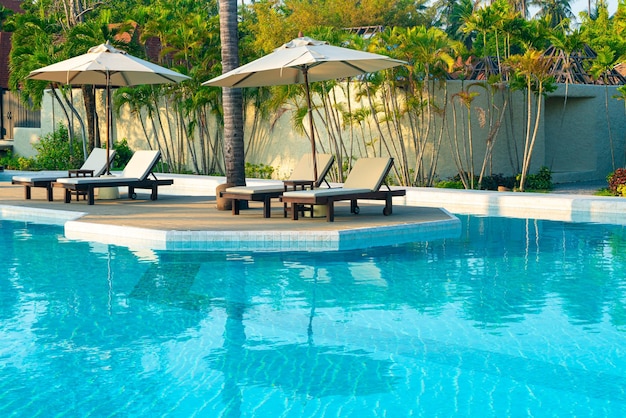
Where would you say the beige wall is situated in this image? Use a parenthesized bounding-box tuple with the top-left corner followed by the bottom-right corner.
(16, 82, 626, 184)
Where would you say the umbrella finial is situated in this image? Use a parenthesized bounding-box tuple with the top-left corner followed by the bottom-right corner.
(88, 42, 124, 54)
(298, 31, 304, 38)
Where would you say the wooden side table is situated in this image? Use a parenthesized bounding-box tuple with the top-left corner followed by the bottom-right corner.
(68, 169, 94, 201)
(283, 180, 315, 217)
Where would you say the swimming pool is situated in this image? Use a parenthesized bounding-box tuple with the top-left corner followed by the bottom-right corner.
(1, 215, 625, 416)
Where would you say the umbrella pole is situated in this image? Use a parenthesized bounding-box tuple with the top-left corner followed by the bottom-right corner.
(303, 69, 318, 183)
(105, 71, 111, 175)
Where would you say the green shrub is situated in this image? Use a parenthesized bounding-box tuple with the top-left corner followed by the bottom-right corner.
(17, 156, 36, 170)
(33, 125, 83, 170)
(594, 188, 613, 196)
(518, 166, 552, 191)
(245, 162, 275, 179)
(435, 173, 516, 190)
(113, 139, 133, 169)
(480, 173, 516, 190)
(0, 151, 30, 170)
(435, 179, 465, 189)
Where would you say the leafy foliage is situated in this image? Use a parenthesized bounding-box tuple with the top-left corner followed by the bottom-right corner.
(436, 173, 516, 190)
(0, 151, 33, 170)
(245, 162, 275, 179)
(521, 166, 553, 191)
(113, 139, 134, 169)
(607, 168, 626, 196)
(32, 125, 83, 170)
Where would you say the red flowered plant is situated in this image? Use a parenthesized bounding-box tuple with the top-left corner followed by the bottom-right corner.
(607, 168, 626, 196)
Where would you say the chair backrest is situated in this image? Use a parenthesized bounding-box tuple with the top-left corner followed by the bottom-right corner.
(288, 153, 334, 187)
(121, 150, 161, 180)
(343, 157, 393, 191)
(79, 147, 116, 176)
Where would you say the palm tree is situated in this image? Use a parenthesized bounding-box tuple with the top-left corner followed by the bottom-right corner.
(531, 0, 574, 28)
(219, 0, 246, 190)
(506, 48, 556, 191)
(588, 46, 618, 170)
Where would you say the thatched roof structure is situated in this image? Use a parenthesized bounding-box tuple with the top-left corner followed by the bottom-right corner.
(450, 45, 626, 85)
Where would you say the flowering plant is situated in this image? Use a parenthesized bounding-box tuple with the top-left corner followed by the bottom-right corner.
(607, 168, 626, 196)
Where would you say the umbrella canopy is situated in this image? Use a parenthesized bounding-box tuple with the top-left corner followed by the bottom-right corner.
(28, 42, 190, 172)
(28, 42, 190, 86)
(203, 37, 405, 180)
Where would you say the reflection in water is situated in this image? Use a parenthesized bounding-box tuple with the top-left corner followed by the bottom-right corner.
(2, 217, 626, 416)
(207, 262, 398, 403)
(208, 343, 398, 398)
(221, 260, 247, 418)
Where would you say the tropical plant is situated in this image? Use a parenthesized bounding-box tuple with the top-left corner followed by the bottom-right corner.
(506, 48, 556, 192)
(531, 0, 574, 28)
(32, 125, 83, 170)
(519, 165, 552, 190)
(588, 45, 618, 170)
(607, 167, 626, 195)
(113, 138, 134, 169)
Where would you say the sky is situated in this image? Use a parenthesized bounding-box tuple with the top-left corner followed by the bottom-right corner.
(569, 0, 618, 19)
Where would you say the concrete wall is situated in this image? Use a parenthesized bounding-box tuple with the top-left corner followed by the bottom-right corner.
(543, 84, 626, 182)
(13, 81, 626, 184)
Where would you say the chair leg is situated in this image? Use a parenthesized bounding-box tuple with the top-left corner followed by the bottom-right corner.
(232, 199, 240, 215)
(25, 186, 31, 200)
(384, 194, 393, 216)
(326, 202, 335, 222)
(263, 196, 272, 218)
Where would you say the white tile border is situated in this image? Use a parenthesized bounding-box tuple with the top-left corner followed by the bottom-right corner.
(61, 215, 462, 252)
(403, 188, 626, 225)
(0, 204, 86, 226)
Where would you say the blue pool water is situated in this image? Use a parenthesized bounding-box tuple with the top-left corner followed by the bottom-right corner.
(1, 216, 626, 417)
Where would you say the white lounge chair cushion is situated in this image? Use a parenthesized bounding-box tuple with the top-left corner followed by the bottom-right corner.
(289, 153, 334, 183)
(121, 150, 160, 179)
(12, 175, 60, 182)
(283, 188, 371, 198)
(283, 157, 392, 198)
(81, 148, 116, 176)
(12, 147, 116, 183)
(343, 157, 391, 190)
(225, 185, 284, 195)
(56, 176, 140, 185)
(55, 150, 160, 185)
(222, 153, 335, 197)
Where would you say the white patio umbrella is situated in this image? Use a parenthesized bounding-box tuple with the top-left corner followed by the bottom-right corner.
(203, 36, 405, 181)
(27, 42, 190, 173)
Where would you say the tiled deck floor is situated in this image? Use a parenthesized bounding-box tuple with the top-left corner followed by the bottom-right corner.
(0, 182, 459, 251)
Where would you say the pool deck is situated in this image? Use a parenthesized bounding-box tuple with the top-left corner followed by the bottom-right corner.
(0, 179, 459, 251)
(1, 174, 624, 251)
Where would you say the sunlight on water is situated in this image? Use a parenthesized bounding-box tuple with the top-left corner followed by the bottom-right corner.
(1, 216, 626, 417)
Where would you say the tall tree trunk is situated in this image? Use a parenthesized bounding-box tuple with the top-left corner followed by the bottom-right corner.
(81, 85, 98, 150)
(220, 0, 245, 187)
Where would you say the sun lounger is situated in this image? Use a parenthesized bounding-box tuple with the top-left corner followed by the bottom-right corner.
(12, 147, 115, 201)
(220, 153, 335, 218)
(53, 150, 173, 205)
(281, 157, 406, 222)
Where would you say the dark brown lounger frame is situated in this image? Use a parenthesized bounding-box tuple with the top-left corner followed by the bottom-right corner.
(53, 174, 173, 205)
(280, 157, 406, 222)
